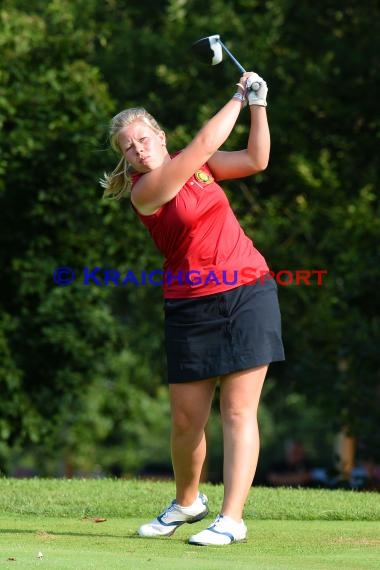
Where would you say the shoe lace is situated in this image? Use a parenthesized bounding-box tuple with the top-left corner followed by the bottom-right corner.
(211, 514, 223, 529)
(160, 500, 177, 518)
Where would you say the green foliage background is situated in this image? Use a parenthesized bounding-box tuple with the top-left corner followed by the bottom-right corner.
(0, 0, 379, 476)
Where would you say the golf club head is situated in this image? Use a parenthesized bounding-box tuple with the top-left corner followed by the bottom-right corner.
(191, 34, 223, 66)
(192, 35, 260, 90)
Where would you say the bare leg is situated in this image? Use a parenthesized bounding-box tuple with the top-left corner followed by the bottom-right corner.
(219, 365, 268, 521)
(170, 378, 216, 506)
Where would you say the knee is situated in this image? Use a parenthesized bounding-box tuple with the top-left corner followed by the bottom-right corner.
(221, 404, 257, 427)
(171, 409, 206, 436)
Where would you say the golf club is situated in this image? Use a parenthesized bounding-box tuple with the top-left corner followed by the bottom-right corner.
(191, 34, 260, 91)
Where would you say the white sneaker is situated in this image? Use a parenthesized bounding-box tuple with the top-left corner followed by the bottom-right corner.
(138, 493, 209, 537)
(188, 514, 247, 546)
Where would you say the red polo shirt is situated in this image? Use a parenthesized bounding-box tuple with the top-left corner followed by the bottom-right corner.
(132, 158, 269, 298)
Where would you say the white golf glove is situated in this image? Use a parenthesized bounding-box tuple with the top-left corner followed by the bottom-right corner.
(246, 73, 268, 107)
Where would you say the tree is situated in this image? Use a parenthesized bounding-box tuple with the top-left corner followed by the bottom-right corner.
(1, 0, 378, 476)
(0, 1, 168, 474)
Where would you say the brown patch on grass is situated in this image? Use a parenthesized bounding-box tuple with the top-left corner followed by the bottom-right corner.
(36, 530, 55, 540)
(82, 516, 107, 523)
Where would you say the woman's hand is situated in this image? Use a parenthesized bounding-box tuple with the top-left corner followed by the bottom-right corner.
(245, 72, 268, 107)
(235, 71, 268, 107)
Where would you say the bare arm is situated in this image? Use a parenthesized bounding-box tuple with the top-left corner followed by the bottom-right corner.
(207, 105, 270, 181)
(131, 95, 245, 215)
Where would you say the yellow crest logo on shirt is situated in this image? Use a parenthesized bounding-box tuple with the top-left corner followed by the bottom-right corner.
(194, 170, 213, 184)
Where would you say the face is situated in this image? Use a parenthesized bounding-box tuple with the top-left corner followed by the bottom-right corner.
(118, 120, 167, 173)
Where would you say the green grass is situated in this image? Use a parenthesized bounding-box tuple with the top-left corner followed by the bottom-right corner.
(0, 479, 379, 569)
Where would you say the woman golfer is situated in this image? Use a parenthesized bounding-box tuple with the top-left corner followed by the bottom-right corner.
(101, 71, 284, 545)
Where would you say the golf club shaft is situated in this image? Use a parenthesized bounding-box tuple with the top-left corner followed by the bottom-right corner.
(219, 40, 260, 91)
(219, 41, 245, 73)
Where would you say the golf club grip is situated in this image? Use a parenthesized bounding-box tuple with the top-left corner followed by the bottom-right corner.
(249, 81, 261, 91)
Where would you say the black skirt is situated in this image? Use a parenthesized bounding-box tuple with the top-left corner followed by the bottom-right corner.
(164, 277, 285, 383)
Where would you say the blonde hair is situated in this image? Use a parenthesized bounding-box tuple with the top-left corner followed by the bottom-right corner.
(100, 107, 163, 200)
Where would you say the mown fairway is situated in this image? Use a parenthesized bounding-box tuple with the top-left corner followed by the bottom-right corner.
(1, 479, 379, 569)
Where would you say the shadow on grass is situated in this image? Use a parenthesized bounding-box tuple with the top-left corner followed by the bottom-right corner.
(2, 527, 196, 547)
(2, 528, 142, 539)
